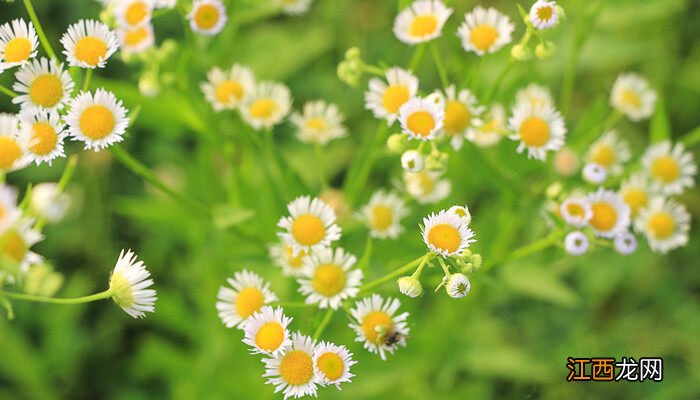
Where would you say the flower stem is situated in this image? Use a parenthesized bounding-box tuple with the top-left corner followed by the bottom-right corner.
(409, 44, 426, 72)
(344, 122, 388, 206)
(360, 253, 433, 293)
(484, 59, 514, 103)
(35, 154, 79, 231)
(22, 0, 56, 59)
(313, 143, 329, 190)
(0, 289, 113, 305)
(429, 43, 449, 88)
(312, 308, 335, 340)
(488, 230, 564, 270)
(0, 84, 18, 98)
(82, 69, 93, 91)
(272, 302, 313, 308)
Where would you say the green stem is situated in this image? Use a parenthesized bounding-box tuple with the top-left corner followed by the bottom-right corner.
(484, 59, 514, 103)
(360, 253, 433, 293)
(0, 84, 18, 98)
(344, 122, 389, 205)
(409, 44, 426, 72)
(0, 289, 113, 304)
(313, 308, 335, 340)
(680, 126, 700, 147)
(82, 69, 93, 92)
(272, 302, 313, 308)
(360, 63, 385, 76)
(437, 257, 450, 275)
(429, 43, 449, 88)
(22, 0, 56, 59)
(469, 57, 484, 92)
(313, 143, 329, 190)
(35, 155, 78, 231)
(489, 230, 564, 270)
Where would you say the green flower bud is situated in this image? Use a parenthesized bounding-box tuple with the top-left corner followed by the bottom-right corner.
(535, 41, 556, 60)
(345, 47, 361, 61)
(387, 133, 409, 153)
(470, 254, 483, 270)
(511, 44, 531, 61)
(398, 276, 423, 298)
(24, 264, 64, 297)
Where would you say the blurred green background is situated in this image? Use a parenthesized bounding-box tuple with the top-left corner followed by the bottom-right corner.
(1, 0, 699, 399)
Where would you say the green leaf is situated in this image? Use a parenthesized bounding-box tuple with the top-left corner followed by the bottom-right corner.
(650, 95, 671, 143)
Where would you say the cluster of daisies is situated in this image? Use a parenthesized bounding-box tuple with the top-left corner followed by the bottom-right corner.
(97, 0, 175, 55)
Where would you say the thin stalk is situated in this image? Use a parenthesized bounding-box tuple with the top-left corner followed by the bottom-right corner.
(360, 253, 432, 293)
(360, 63, 385, 76)
(344, 122, 389, 205)
(313, 143, 329, 190)
(680, 126, 700, 147)
(489, 230, 564, 270)
(0, 84, 18, 98)
(429, 43, 449, 88)
(0, 289, 113, 305)
(272, 302, 313, 308)
(484, 59, 514, 103)
(409, 44, 426, 72)
(469, 57, 484, 92)
(35, 155, 79, 231)
(82, 69, 93, 91)
(313, 308, 335, 340)
(22, 0, 56, 59)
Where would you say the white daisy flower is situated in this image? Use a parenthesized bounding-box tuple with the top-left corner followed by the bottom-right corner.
(262, 332, 322, 399)
(216, 269, 278, 329)
(564, 231, 588, 256)
(313, 341, 355, 388)
(559, 194, 592, 227)
(115, 0, 153, 28)
(117, 23, 155, 54)
(0, 184, 21, 232)
(18, 110, 67, 166)
(393, 0, 453, 45)
(188, 0, 227, 36)
(432, 85, 483, 150)
(587, 188, 631, 238)
(277, 0, 314, 15)
(65, 89, 129, 151)
(240, 81, 292, 131)
(277, 196, 342, 255)
(586, 130, 631, 175)
(635, 197, 690, 254)
(61, 20, 119, 69)
(457, 6, 514, 56)
(401, 149, 424, 172)
(0, 113, 30, 172)
(0, 217, 43, 276)
(553, 147, 580, 177)
(269, 242, 309, 277)
(447, 204, 472, 225)
(201, 64, 255, 111)
(610, 73, 657, 121)
(397, 275, 423, 298)
(530, 0, 559, 30)
(0, 19, 38, 70)
(582, 162, 607, 185)
(153, 0, 176, 8)
(349, 294, 410, 360)
(620, 174, 651, 217)
(467, 103, 505, 147)
(12, 57, 75, 113)
(108, 249, 157, 318)
(399, 97, 444, 141)
(404, 170, 451, 204)
(358, 189, 409, 239)
(297, 247, 362, 309)
(291, 100, 347, 145)
(641, 140, 696, 196)
(422, 209, 476, 257)
(364, 67, 419, 124)
(613, 231, 637, 255)
(515, 83, 554, 109)
(242, 306, 292, 356)
(29, 182, 71, 223)
(445, 273, 470, 298)
(508, 101, 567, 161)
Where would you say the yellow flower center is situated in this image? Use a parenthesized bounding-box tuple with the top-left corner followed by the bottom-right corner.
(647, 211, 675, 239)
(565, 202, 585, 218)
(622, 188, 647, 217)
(416, 172, 435, 194)
(125, 1, 149, 26)
(235, 287, 264, 318)
(519, 117, 550, 147)
(291, 214, 326, 246)
(470, 24, 499, 51)
(255, 322, 285, 352)
(650, 156, 680, 184)
(311, 263, 346, 297)
(0, 137, 22, 170)
(29, 122, 58, 156)
(427, 223, 461, 253)
(621, 90, 641, 109)
(444, 100, 470, 135)
(124, 26, 149, 47)
(249, 98, 278, 119)
(215, 80, 244, 104)
(305, 118, 327, 132)
(361, 311, 393, 344)
(370, 205, 393, 231)
(589, 144, 615, 167)
(590, 202, 618, 232)
(382, 85, 409, 114)
(285, 245, 306, 269)
(79, 105, 116, 140)
(29, 74, 63, 108)
(194, 4, 220, 30)
(279, 350, 314, 386)
(409, 15, 438, 38)
(4, 37, 32, 63)
(2, 230, 26, 263)
(316, 352, 344, 381)
(74, 36, 108, 66)
(536, 5, 553, 21)
(406, 111, 435, 137)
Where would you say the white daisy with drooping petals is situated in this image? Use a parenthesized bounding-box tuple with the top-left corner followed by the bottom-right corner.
(445, 273, 471, 298)
(349, 294, 409, 360)
(12, 57, 75, 113)
(188, 0, 227, 36)
(587, 188, 631, 238)
(61, 20, 119, 69)
(216, 269, 278, 329)
(313, 341, 355, 388)
(620, 174, 651, 217)
(564, 231, 589, 256)
(108, 249, 157, 318)
(115, 0, 153, 28)
(201, 64, 255, 111)
(277, 196, 342, 255)
(433, 85, 483, 150)
(291, 100, 347, 145)
(277, 0, 314, 15)
(508, 101, 567, 161)
(641, 140, 696, 196)
(530, 0, 559, 30)
(297, 247, 362, 309)
(269, 242, 309, 277)
(467, 103, 505, 147)
(457, 6, 514, 56)
(18, 110, 67, 165)
(393, 0, 453, 45)
(118, 23, 155, 54)
(358, 189, 409, 239)
(559, 194, 591, 227)
(404, 170, 451, 204)
(65, 88, 129, 151)
(398, 96, 444, 141)
(586, 130, 631, 175)
(422, 209, 475, 257)
(0, 19, 38, 70)
(610, 73, 657, 121)
(365, 67, 419, 124)
(635, 197, 690, 254)
(240, 81, 292, 131)
(243, 306, 293, 356)
(262, 332, 323, 399)
(0, 113, 30, 172)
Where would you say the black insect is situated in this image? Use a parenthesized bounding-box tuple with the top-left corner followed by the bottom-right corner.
(383, 331, 405, 348)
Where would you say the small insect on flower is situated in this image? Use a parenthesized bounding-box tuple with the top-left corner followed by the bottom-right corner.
(397, 275, 423, 298)
(445, 273, 471, 298)
(515, 83, 554, 109)
(587, 188, 631, 238)
(358, 189, 409, 239)
(635, 197, 690, 254)
(313, 341, 356, 389)
(269, 242, 309, 277)
(12, 57, 75, 113)
(18, 110, 67, 166)
(614, 231, 637, 255)
(188, 0, 228, 36)
(0, 113, 30, 172)
(108, 249, 157, 319)
(201, 64, 255, 111)
(262, 332, 323, 399)
(393, 0, 454, 45)
(467, 103, 506, 147)
(559, 194, 592, 228)
(582, 162, 607, 185)
(620, 174, 651, 217)
(530, 0, 559, 30)
(216, 269, 278, 329)
(240, 81, 292, 131)
(457, 6, 514, 56)
(349, 294, 410, 360)
(401, 149, 424, 172)
(277, 0, 314, 15)
(291, 100, 347, 145)
(422, 209, 476, 257)
(61, 20, 119, 69)
(277, 196, 342, 255)
(114, 0, 153, 28)
(404, 170, 451, 204)
(365, 67, 419, 124)
(564, 231, 589, 256)
(586, 131, 631, 175)
(297, 247, 362, 309)
(508, 100, 567, 161)
(641, 140, 696, 196)
(243, 306, 293, 356)
(431, 85, 483, 150)
(118, 23, 155, 54)
(610, 73, 657, 121)
(0, 19, 38, 70)
(65, 88, 129, 151)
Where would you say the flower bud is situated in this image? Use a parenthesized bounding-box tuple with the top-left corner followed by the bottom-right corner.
(345, 47, 361, 61)
(470, 253, 482, 270)
(398, 276, 423, 298)
(30, 183, 71, 223)
(139, 71, 160, 97)
(425, 152, 448, 172)
(511, 44, 531, 61)
(554, 148, 580, 177)
(582, 162, 607, 185)
(401, 150, 424, 172)
(545, 182, 564, 199)
(387, 133, 409, 154)
(24, 264, 64, 297)
(535, 41, 556, 60)
(445, 273, 471, 299)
